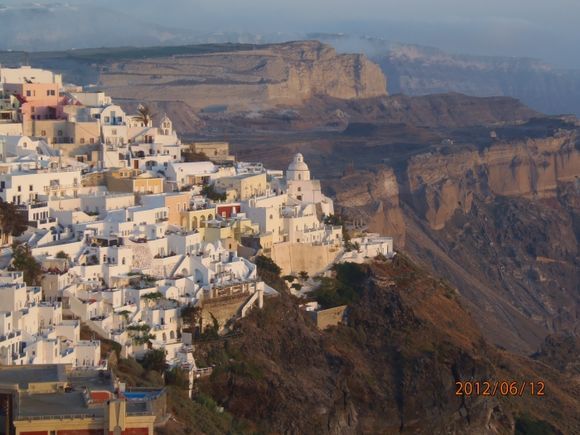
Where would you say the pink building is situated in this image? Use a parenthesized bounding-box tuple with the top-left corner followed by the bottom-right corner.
(3, 82, 64, 121)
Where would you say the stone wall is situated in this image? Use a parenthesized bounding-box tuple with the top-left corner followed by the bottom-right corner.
(310, 305, 348, 330)
(271, 242, 341, 275)
(200, 293, 254, 331)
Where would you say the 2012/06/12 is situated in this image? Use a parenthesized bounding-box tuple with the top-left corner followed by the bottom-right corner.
(455, 381, 545, 397)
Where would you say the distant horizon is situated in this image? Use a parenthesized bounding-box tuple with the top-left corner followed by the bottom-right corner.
(0, 0, 579, 69)
(0, 34, 575, 74)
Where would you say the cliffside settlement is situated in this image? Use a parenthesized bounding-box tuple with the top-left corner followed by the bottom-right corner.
(0, 65, 395, 432)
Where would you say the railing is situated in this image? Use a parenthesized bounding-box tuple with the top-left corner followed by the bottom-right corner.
(0, 331, 21, 342)
(15, 413, 101, 421)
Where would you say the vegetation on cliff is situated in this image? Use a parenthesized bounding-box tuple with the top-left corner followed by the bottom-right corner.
(107, 253, 580, 433)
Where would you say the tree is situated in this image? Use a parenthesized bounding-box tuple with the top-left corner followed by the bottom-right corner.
(127, 323, 154, 345)
(140, 349, 167, 372)
(136, 104, 154, 127)
(201, 184, 226, 202)
(10, 243, 42, 285)
(255, 255, 285, 291)
(299, 271, 309, 281)
(55, 251, 69, 260)
(181, 304, 201, 334)
(0, 200, 28, 244)
(165, 367, 190, 389)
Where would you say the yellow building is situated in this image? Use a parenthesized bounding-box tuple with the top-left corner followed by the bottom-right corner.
(106, 168, 164, 194)
(180, 206, 217, 231)
(199, 217, 260, 249)
(214, 173, 267, 201)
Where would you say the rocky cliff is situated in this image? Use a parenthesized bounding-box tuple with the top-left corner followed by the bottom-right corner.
(405, 131, 580, 230)
(184, 257, 579, 434)
(96, 41, 386, 112)
(328, 120, 580, 354)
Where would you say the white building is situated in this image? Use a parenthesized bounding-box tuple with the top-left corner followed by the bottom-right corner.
(284, 153, 334, 216)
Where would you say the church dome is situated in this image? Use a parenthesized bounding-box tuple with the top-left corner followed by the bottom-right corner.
(288, 153, 309, 172)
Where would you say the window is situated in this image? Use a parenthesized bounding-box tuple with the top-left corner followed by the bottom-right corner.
(104, 116, 110, 123)
(17, 186, 21, 192)
(29, 185, 33, 191)
(26, 90, 31, 97)
(57, 130, 63, 136)
(112, 129, 117, 135)
(41, 130, 46, 136)
(80, 138, 85, 144)
(89, 138, 94, 144)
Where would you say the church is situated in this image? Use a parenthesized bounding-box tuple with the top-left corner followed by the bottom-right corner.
(284, 153, 334, 216)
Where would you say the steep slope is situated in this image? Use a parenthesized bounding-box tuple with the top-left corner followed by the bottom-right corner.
(189, 257, 579, 434)
(329, 121, 580, 354)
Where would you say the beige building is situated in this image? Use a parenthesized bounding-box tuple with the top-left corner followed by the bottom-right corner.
(214, 173, 267, 201)
(105, 168, 164, 194)
(190, 141, 234, 162)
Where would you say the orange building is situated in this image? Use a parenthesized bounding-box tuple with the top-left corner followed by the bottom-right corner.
(141, 191, 192, 226)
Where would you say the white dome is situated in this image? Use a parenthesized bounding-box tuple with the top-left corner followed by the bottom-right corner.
(288, 153, 309, 172)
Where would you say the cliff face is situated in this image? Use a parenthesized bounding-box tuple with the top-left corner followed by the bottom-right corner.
(405, 132, 580, 230)
(330, 126, 580, 354)
(97, 41, 387, 112)
(335, 168, 406, 246)
(266, 42, 387, 102)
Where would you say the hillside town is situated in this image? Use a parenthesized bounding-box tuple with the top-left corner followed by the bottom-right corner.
(0, 65, 394, 433)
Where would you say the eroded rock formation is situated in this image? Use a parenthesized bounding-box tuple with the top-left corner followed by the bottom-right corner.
(405, 132, 580, 230)
(98, 41, 387, 112)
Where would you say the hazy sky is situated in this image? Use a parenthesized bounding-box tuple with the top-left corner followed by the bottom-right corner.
(102, 0, 580, 67)
(5, 0, 580, 68)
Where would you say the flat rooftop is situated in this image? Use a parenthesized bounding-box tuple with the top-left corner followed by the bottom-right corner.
(18, 391, 103, 419)
(0, 365, 67, 388)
